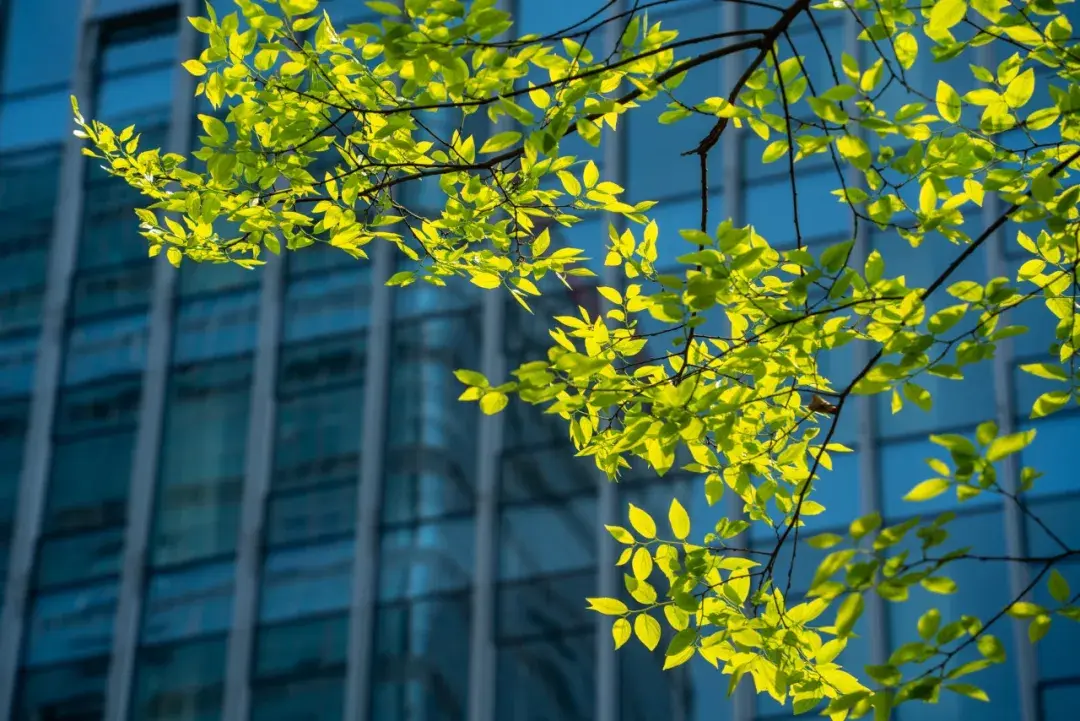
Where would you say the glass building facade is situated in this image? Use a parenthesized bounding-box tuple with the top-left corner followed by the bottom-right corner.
(0, 1, 1074, 721)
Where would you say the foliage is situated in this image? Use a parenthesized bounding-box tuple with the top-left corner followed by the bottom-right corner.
(74, 0, 1080, 716)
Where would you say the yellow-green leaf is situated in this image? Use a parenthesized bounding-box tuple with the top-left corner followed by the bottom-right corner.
(632, 547, 654, 580)
(613, 618, 632, 649)
(182, 59, 207, 76)
(480, 131, 523, 154)
(628, 503, 657, 538)
(903, 478, 949, 502)
(587, 597, 629, 615)
(668, 498, 690, 540)
(479, 391, 508, 414)
(936, 80, 961, 123)
(635, 613, 662, 651)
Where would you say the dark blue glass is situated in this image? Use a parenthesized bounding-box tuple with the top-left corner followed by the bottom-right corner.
(281, 267, 371, 343)
(172, 290, 260, 363)
(498, 569, 596, 640)
(131, 637, 227, 721)
(0, 333, 36, 397)
(254, 614, 347, 680)
(0, 398, 29, 549)
(265, 483, 357, 547)
(35, 527, 126, 589)
(0, 148, 58, 333)
(1016, 413, 1080, 499)
(496, 631, 596, 721)
(250, 675, 345, 721)
(151, 358, 251, 566)
(371, 593, 471, 721)
(62, 314, 150, 386)
(23, 581, 118, 665)
(746, 169, 851, 247)
(140, 562, 235, 645)
(499, 495, 598, 581)
(888, 509, 1020, 721)
(626, 4, 726, 202)
(0, 91, 71, 149)
(377, 519, 475, 601)
(14, 657, 109, 721)
(500, 445, 597, 504)
(0, 0, 80, 94)
(881, 435, 998, 518)
(258, 540, 353, 623)
(1041, 682, 1080, 721)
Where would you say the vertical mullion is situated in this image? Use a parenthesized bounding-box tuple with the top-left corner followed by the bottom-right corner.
(980, 33, 1039, 721)
(221, 247, 284, 721)
(344, 237, 395, 721)
(103, 3, 202, 720)
(0, 1, 96, 715)
(595, 0, 626, 717)
(847, 8, 889, 672)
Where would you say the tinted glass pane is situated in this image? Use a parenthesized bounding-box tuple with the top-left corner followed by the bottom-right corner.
(496, 632, 595, 721)
(63, 314, 150, 386)
(265, 483, 356, 547)
(131, 637, 226, 721)
(1017, 412, 1080, 499)
(250, 675, 344, 721)
(499, 495, 597, 581)
(254, 614, 347, 680)
(0, 399, 29, 544)
(172, 291, 260, 363)
(35, 527, 125, 589)
(1, 0, 80, 93)
(497, 570, 595, 640)
(880, 435, 998, 518)
(371, 594, 471, 721)
(141, 562, 235, 645)
(377, 519, 475, 601)
(281, 268, 371, 343)
(501, 445, 596, 504)
(0, 333, 37, 398)
(258, 540, 353, 623)
(152, 359, 251, 565)
(14, 658, 109, 721)
(1042, 683, 1080, 721)
(23, 581, 118, 666)
(745, 170, 851, 247)
(0, 149, 58, 333)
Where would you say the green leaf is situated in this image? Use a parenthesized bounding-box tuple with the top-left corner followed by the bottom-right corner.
(936, 80, 962, 123)
(612, 618, 632, 649)
(584, 160, 599, 188)
(1021, 363, 1068, 381)
(1029, 614, 1052, 643)
(946, 683, 989, 702)
(809, 533, 844, 549)
(634, 613, 662, 650)
(904, 478, 949, 502)
(835, 593, 864, 637)
(479, 391, 508, 414)
(1032, 390, 1070, 419)
(605, 525, 635, 544)
(921, 576, 958, 595)
(985, 429, 1036, 462)
(587, 597, 629, 615)
(632, 546, 654, 580)
(895, 32, 918, 69)
(480, 131, 522, 154)
(668, 498, 690, 540)
(1004, 69, 1035, 109)
(453, 369, 488, 387)
(918, 608, 942, 640)
(1049, 569, 1071, 604)
(628, 503, 657, 538)
(365, 0, 401, 15)
(762, 140, 789, 164)
(929, 0, 967, 33)
(182, 59, 208, 76)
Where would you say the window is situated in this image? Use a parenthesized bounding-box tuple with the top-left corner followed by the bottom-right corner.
(887, 509, 1020, 721)
(1041, 681, 1080, 721)
(171, 289, 260, 363)
(880, 435, 998, 518)
(1015, 413, 1080, 500)
(251, 612, 348, 721)
(496, 632, 596, 721)
(370, 594, 472, 721)
(23, 581, 118, 666)
(281, 265, 370, 344)
(258, 540, 353, 624)
(745, 169, 852, 248)
(626, 5, 726, 202)
(1025, 498, 1080, 684)
(1, 0, 80, 94)
(13, 656, 109, 721)
(0, 333, 37, 398)
(0, 398, 29, 598)
(150, 358, 252, 567)
(141, 561, 235, 646)
(0, 148, 59, 334)
(130, 636, 227, 721)
(377, 519, 475, 602)
(381, 312, 482, 525)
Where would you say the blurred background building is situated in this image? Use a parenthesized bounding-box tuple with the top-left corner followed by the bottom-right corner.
(0, 0, 1076, 720)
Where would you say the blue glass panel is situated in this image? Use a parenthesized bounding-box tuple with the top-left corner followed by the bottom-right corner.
(254, 614, 347, 679)
(496, 631, 595, 721)
(746, 170, 851, 247)
(501, 445, 596, 503)
(131, 637, 226, 721)
(321, 0, 378, 25)
(382, 448, 476, 525)
(0, 399, 28, 542)
(626, 5, 725, 202)
(250, 675, 345, 721)
(23, 581, 118, 666)
(0, 0, 80, 93)
(273, 385, 363, 493)
(14, 658, 109, 721)
(1016, 413, 1080, 499)
(0, 90, 71, 150)
(152, 359, 251, 565)
(392, 275, 479, 320)
(371, 594, 471, 721)
(881, 435, 998, 518)
(889, 510, 1020, 721)
(377, 519, 475, 601)
(63, 314, 150, 385)
(276, 333, 365, 399)
(258, 539, 353, 623)
(99, 21, 176, 70)
(497, 570, 596, 640)
(141, 562, 235, 645)
(35, 527, 125, 589)
(1041, 682, 1080, 721)
(1030, 558, 1080, 683)
(646, 192, 726, 270)
(45, 431, 134, 534)
(97, 68, 175, 122)
(265, 483, 357, 547)
(387, 358, 470, 451)
(0, 149, 57, 333)
(284, 241, 358, 278)
(171, 290, 260, 363)
(1013, 359, 1065, 414)
(0, 333, 35, 397)
(281, 267, 371, 343)
(499, 495, 598, 581)
(178, 259, 257, 297)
